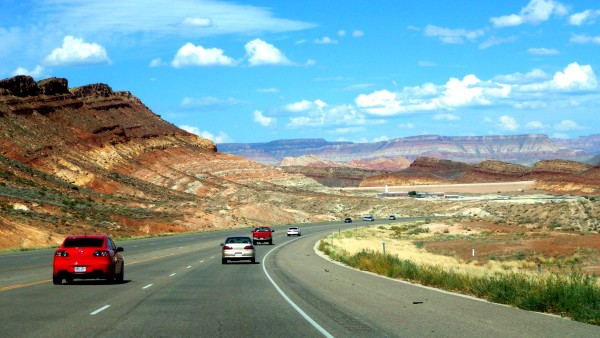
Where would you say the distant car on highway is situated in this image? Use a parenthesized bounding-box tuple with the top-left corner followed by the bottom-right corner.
(52, 235, 124, 285)
(344, 217, 352, 223)
(221, 236, 255, 264)
(252, 226, 274, 245)
(287, 226, 301, 236)
(362, 215, 375, 221)
(388, 215, 396, 220)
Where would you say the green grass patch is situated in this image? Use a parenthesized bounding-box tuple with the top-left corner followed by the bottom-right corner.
(320, 244, 600, 325)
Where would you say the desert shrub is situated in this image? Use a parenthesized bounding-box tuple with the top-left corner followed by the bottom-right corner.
(413, 240, 425, 249)
(322, 245, 600, 325)
(406, 226, 429, 235)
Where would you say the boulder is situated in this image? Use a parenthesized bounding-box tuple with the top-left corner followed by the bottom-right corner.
(0, 75, 39, 97)
(38, 77, 69, 95)
(71, 83, 113, 97)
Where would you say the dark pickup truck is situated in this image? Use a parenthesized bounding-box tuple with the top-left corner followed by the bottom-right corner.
(252, 226, 274, 245)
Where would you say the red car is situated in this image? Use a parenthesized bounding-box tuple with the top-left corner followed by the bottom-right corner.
(53, 235, 125, 284)
(252, 226, 274, 245)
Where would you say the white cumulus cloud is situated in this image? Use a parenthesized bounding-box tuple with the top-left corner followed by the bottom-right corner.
(284, 99, 326, 112)
(550, 62, 597, 90)
(568, 9, 600, 25)
(253, 111, 276, 127)
(352, 30, 364, 37)
(554, 119, 581, 131)
(354, 62, 596, 118)
(44, 36, 110, 66)
(285, 101, 381, 129)
(245, 39, 290, 66)
(498, 115, 519, 131)
(441, 74, 488, 107)
(12, 65, 45, 78)
(171, 43, 236, 67)
(315, 36, 338, 44)
(355, 90, 405, 116)
(149, 58, 164, 67)
(570, 34, 600, 45)
(490, 0, 569, 28)
(526, 121, 547, 129)
(180, 125, 232, 143)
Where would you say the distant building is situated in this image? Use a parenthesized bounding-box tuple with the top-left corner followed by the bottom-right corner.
(377, 190, 458, 199)
(377, 191, 409, 198)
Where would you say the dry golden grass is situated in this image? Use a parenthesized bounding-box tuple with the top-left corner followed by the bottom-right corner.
(331, 223, 544, 278)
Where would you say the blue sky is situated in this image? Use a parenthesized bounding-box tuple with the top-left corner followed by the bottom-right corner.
(1, 0, 599, 144)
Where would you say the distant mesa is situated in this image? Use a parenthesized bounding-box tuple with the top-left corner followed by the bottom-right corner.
(358, 157, 599, 194)
(219, 134, 600, 167)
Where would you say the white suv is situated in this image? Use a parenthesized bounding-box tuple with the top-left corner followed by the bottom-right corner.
(287, 227, 301, 236)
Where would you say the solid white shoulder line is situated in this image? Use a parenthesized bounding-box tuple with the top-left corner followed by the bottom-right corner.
(263, 239, 334, 338)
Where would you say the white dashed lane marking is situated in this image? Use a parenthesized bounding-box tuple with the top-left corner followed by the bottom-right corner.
(90, 305, 110, 315)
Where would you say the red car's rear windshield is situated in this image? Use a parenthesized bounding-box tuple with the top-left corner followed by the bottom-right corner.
(63, 237, 104, 248)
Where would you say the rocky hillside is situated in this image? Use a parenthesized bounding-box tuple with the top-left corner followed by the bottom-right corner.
(280, 154, 410, 171)
(277, 154, 410, 186)
(0, 76, 394, 249)
(1, 75, 597, 251)
(219, 134, 596, 166)
(279, 166, 386, 187)
(531, 161, 599, 194)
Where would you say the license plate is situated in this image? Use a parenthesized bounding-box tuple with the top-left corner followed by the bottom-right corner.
(235, 252, 243, 256)
(75, 266, 86, 272)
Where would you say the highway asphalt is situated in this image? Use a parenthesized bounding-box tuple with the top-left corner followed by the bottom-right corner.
(1, 218, 598, 337)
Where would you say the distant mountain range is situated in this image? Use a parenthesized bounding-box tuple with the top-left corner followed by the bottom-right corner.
(358, 156, 599, 194)
(218, 134, 600, 166)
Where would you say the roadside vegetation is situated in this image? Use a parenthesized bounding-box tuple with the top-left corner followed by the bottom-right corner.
(319, 226, 600, 326)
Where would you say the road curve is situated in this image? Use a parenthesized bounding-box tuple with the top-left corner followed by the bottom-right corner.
(267, 227, 598, 337)
(1, 219, 598, 337)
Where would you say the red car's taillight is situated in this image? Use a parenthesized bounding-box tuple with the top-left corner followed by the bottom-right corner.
(93, 250, 110, 257)
(244, 245, 254, 250)
(55, 250, 68, 257)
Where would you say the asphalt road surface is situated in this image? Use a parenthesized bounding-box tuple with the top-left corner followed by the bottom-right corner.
(1, 218, 598, 337)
